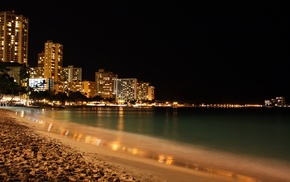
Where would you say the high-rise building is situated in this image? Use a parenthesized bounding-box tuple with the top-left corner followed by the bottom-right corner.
(114, 78, 137, 103)
(43, 40, 63, 82)
(136, 81, 155, 101)
(0, 11, 29, 66)
(29, 51, 45, 78)
(43, 40, 63, 92)
(95, 69, 118, 99)
(63, 65, 82, 82)
(36, 51, 45, 77)
(148, 85, 155, 101)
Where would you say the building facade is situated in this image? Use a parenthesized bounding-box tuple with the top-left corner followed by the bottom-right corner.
(28, 78, 54, 91)
(63, 65, 82, 82)
(114, 78, 137, 103)
(83, 81, 96, 98)
(265, 96, 286, 107)
(136, 81, 155, 101)
(0, 11, 29, 66)
(95, 69, 118, 99)
(43, 40, 63, 92)
(136, 81, 149, 101)
(148, 86, 155, 101)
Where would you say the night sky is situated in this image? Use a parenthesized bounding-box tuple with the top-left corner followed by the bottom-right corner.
(2, 0, 289, 104)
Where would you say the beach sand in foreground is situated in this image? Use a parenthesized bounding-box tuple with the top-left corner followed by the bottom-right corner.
(1, 107, 288, 182)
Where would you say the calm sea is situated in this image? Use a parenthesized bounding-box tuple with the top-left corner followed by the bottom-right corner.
(2, 106, 290, 180)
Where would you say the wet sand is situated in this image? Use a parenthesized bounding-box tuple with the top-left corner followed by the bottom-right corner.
(1, 107, 289, 182)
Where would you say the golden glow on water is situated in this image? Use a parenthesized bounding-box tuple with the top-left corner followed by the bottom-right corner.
(111, 143, 119, 151)
(20, 110, 25, 117)
(118, 108, 124, 131)
(14, 110, 261, 182)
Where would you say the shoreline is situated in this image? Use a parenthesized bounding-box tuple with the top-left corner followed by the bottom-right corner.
(1, 107, 290, 182)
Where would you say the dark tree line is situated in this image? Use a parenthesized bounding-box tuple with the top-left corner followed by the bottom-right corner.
(0, 62, 27, 103)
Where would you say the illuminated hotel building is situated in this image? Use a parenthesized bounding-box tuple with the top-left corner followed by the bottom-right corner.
(29, 51, 45, 79)
(63, 65, 82, 82)
(148, 85, 155, 101)
(114, 78, 137, 103)
(43, 40, 64, 92)
(35, 52, 45, 77)
(95, 69, 118, 99)
(67, 81, 82, 93)
(137, 81, 150, 101)
(0, 11, 29, 66)
(136, 81, 155, 101)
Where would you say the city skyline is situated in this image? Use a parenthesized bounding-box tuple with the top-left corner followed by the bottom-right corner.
(1, 1, 289, 104)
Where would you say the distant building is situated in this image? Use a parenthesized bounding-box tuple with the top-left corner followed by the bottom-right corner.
(43, 40, 64, 92)
(43, 40, 63, 82)
(29, 52, 45, 78)
(148, 85, 155, 101)
(28, 78, 54, 91)
(0, 11, 29, 66)
(114, 78, 137, 103)
(67, 81, 82, 93)
(95, 69, 118, 99)
(264, 96, 286, 107)
(136, 81, 155, 101)
(63, 65, 82, 82)
(83, 81, 96, 98)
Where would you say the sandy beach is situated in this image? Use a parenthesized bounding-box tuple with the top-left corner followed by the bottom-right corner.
(1, 107, 290, 182)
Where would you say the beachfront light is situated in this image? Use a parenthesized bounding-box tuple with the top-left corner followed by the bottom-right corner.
(131, 148, 138, 155)
(84, 135, 93, 144)
(158, 155, 166, 163)
(112, 144, 119, 151)
(165, 156, 173, 165)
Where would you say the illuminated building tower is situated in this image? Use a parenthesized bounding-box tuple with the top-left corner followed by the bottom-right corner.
(114, 78, 137, 103)
(148, 85, 155, 101)
(63, 65, 82, 82)
(136, 81, 155, 101)
(67, 81, 82, 93)
(136, 81, 150, 101)
(95, 69, 118, 99)
(0, 11, 29, 66)
(29, 51, 45, 78)
(62, 65, 82, 94)
(36, 51, 45, 77)
(43, 40, 63, 92)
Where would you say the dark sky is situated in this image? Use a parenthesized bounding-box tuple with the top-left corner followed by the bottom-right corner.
(2, 0, 289, 104)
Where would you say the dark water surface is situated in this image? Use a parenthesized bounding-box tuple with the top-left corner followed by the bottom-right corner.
(41, 106, 290, 161)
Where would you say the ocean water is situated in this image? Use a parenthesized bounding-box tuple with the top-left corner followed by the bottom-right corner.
(3, 106, 290, 181)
